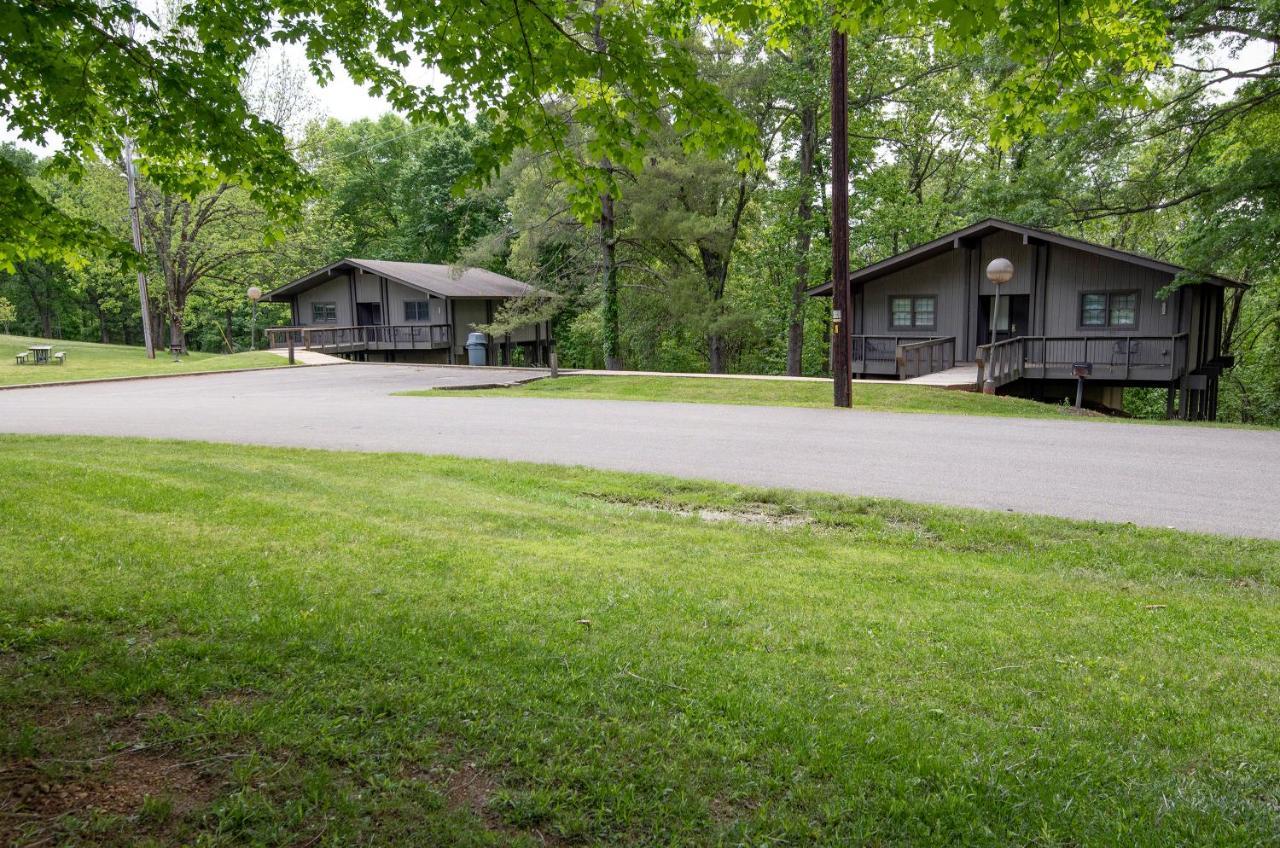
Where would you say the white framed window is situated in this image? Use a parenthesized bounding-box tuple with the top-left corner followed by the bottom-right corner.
(1080, 291, 1138, 329)
(890, 296, 937, 329)
(404, 301, 432, 321)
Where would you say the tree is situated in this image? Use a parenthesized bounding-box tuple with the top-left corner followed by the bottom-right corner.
(0, 296, 15, 334)
(4, 0, 1176, 269)
(303, 116, 506, 264)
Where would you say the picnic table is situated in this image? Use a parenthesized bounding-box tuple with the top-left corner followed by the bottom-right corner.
(14, 344, 63, 365)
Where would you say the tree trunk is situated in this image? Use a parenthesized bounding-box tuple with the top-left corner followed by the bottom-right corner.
(787, 102, 818, 376)
(593, 1, 622, 371)
(122, 137, 156, 358)
(152, 310, 164, 352)
(168, 313, 185, 355)
(600, 186, 622, 370)
(700, 245, 733, 374)
(708, 334, 727, 374)
(167, 291, 187, 355)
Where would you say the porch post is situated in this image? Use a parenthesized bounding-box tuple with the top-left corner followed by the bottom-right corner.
(446, 298, 455, 365)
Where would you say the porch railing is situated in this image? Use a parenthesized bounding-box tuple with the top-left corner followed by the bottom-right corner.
(852, 335, 950, 377)
(896, 336, 956, 379)
(975, 337, 1026, 389)
(266, 324, 453, 352)
(978, 333, 1190, 390)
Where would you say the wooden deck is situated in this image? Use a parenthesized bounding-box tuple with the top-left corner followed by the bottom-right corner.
(267, 324, 453, 355)
(978, 333, 1191, 389)
(852, 335, 957, 380)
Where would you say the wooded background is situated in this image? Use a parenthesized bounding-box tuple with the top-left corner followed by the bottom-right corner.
(2, 3, 1277, 423)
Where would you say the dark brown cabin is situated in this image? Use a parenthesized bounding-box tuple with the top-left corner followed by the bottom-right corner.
(809, 219, 1242, 420)
(263, 258, 552, 366)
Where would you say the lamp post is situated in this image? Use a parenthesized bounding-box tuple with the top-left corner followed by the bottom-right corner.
(247, 286, 263, 351)
(982, 258, 1013, 394)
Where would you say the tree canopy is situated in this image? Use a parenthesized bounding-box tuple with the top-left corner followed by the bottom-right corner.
(3, 0, 1175, 267)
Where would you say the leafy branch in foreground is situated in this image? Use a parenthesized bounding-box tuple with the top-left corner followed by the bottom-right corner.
(2, 0, 1175, 270)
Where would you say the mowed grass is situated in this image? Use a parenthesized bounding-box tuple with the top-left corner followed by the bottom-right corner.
(1, 437, 1278, 846)
(0, 334, 287, 386)
(400, 374, 1085, 418)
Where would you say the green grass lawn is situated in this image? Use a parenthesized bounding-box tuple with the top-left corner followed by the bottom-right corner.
(2, 436, 1278, 846)
(400, 374, 1092, 419)
(0, 334, 288, 386)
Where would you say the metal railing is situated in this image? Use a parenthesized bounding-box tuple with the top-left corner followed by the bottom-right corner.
(978, 333, 1190, 390)
(895, 336, 956, 379)
(266, 324, 453, 352)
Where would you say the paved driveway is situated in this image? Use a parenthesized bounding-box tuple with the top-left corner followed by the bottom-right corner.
(1, 363, 1277, 539)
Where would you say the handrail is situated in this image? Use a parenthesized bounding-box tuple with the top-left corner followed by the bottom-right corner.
(851, 335, 943, 362)
(896, 336, 956, 379)
(266, 324, 453, 352)
(979, 333, 1191, 391)
(975, 337, 1025, 391)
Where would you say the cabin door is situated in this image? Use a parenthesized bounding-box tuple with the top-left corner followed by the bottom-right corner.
(356, 302, 382, 326)
(978, 295, 1030, 345)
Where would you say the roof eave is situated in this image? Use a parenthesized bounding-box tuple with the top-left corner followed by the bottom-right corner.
(263, 258, 450, 301)
(804, 218, 1246, 296)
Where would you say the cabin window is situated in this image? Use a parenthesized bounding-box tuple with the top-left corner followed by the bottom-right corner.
(890, 296, 936, 329)
(311, 302, 337, 323)
(1080, 291, 1138, 328)
(404, 300, 433, 321)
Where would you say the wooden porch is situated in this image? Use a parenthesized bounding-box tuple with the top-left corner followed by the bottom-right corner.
(977, 333, 1191, 390)
(852, 335, 958, 380)
(266, 324, 453, 355)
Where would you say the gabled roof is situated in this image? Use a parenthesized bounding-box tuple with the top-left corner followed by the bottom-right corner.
(806, 218, 1244, 295)
(264, 258, 535, 302)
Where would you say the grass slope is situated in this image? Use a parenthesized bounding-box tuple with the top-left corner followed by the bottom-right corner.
(1, 436, 1278, 846)
(401, 374, 1087, 419)
(0, 334, 287, 386)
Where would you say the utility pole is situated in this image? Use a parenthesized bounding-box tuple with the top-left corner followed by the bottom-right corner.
(123, 136, 156, 359)
(830, 28, 852, 407)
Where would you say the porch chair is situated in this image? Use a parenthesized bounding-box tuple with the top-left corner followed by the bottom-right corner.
(1110, 339, 1141, 367)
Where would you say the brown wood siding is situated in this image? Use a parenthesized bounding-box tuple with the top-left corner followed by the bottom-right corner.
(859, 249, 966, 338)
(977, 231, 1037, 296)
(354, 270, 381, 302)
(294, 274, 354, 326)
(1040, 245, 1178, 337)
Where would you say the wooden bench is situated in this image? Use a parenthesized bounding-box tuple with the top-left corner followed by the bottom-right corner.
(14, 352, 28, 365)
(53, 351, 66, 365)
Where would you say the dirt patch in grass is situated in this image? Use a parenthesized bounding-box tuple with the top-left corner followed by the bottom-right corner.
(443, 758, 501, 820)
(1, 748, 219, 846)
(198, 686, 263, 709)
(0, 696, 221, 845)
(587, 493, 811, 528)
(6, 749, 215, 818)
(404, 751, 569, 846)
(405, 755, 502, 824)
